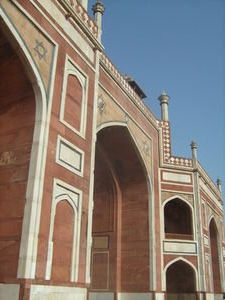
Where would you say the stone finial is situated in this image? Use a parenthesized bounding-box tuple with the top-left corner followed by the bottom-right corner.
(158, 91, 170, 121)
(92, 0, 105, 41)
(158, 91, 170, 103)
(190, 140, 197, 163)
(217, 178, 222, 193)
(92, 0, 105, 15)
(190, 140, 197, 150)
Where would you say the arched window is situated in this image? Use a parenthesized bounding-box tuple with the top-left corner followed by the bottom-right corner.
(164, 198, 193, 240)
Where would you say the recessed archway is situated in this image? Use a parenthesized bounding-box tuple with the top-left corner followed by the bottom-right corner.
(166, 259, 197, 300)
(91, 125, 150, 293)
(209, 218, 222, 293)
(0, 28, 36, 281)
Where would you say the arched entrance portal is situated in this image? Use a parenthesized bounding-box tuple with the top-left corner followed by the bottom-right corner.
(209, 218, 222, 293)
(166, 260, 197, 300)
(0, 29, 36, 280)
(91, 125, 150, 294)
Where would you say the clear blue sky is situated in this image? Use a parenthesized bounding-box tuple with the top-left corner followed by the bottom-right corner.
(89, 0, 225, 197)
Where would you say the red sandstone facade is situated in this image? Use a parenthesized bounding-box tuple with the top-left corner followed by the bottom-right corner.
(0, 1, 224, 300)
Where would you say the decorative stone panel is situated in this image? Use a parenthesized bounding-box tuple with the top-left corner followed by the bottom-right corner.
(162, 171, 192, 184)
(56, 135, 84, 176)
(163, 241, 197, 254)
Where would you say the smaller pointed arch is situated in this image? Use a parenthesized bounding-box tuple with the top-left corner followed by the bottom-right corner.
(163, 197, 194, 240)
(209, 217, 222, 293)
(51, 200, 74, 282)
(165, 258, 198, 300)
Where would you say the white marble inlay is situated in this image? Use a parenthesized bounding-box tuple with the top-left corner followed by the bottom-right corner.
(89, 292, 114, 300)
(162, 171, 191, 183)
(0, 284, 20, 300)
(30, 285, 86, 300)
(117, 293, 152, 300)
(56, 136, 84, 176)
(204, 236, 209, 247)
(164, 241, 197, 253)
(155, 293, 164, 300)
(35, 0, 94, 61)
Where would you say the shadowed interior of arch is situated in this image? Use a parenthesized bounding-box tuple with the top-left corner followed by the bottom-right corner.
(0, 28, 35, 280)
(166, 260, 197, 300)
(91, 126, 150, 293)
(164, 198, 193, 240)
(209, 218, 222, 293)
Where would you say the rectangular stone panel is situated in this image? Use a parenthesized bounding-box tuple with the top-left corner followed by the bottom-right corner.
(204, 236, 209, 247)
(30, 285, 87, 300)
(0, 284, 20, 300)
(117, 293, 152, 300)
(162, 171, 191, 184)
(56, 136, 84, 176)
(164, 241, 197, 254)
(89, 292, 114, 300)
(93, 236, 109, 249)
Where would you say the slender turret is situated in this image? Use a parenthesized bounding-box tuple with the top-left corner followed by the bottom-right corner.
(158, 91, 170, 121)
(217, 178, 222, 194)
(190, 140, 198, 168)
(191, 140, 197, 159)
(92, 0, 105, 41)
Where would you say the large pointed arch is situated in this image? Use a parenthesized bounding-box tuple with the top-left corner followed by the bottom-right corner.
(0, 8, 55, 279)
(96, 121, 155, 290)
(90, 124, 154, 294)
(97, 121, 152, 182)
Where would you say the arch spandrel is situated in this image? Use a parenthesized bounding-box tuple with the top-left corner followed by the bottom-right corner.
(0, 0, 56, 97)
(97, 88, 153, 178)
(208, 212, 222, 237)
(161, 191, 194, 207)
